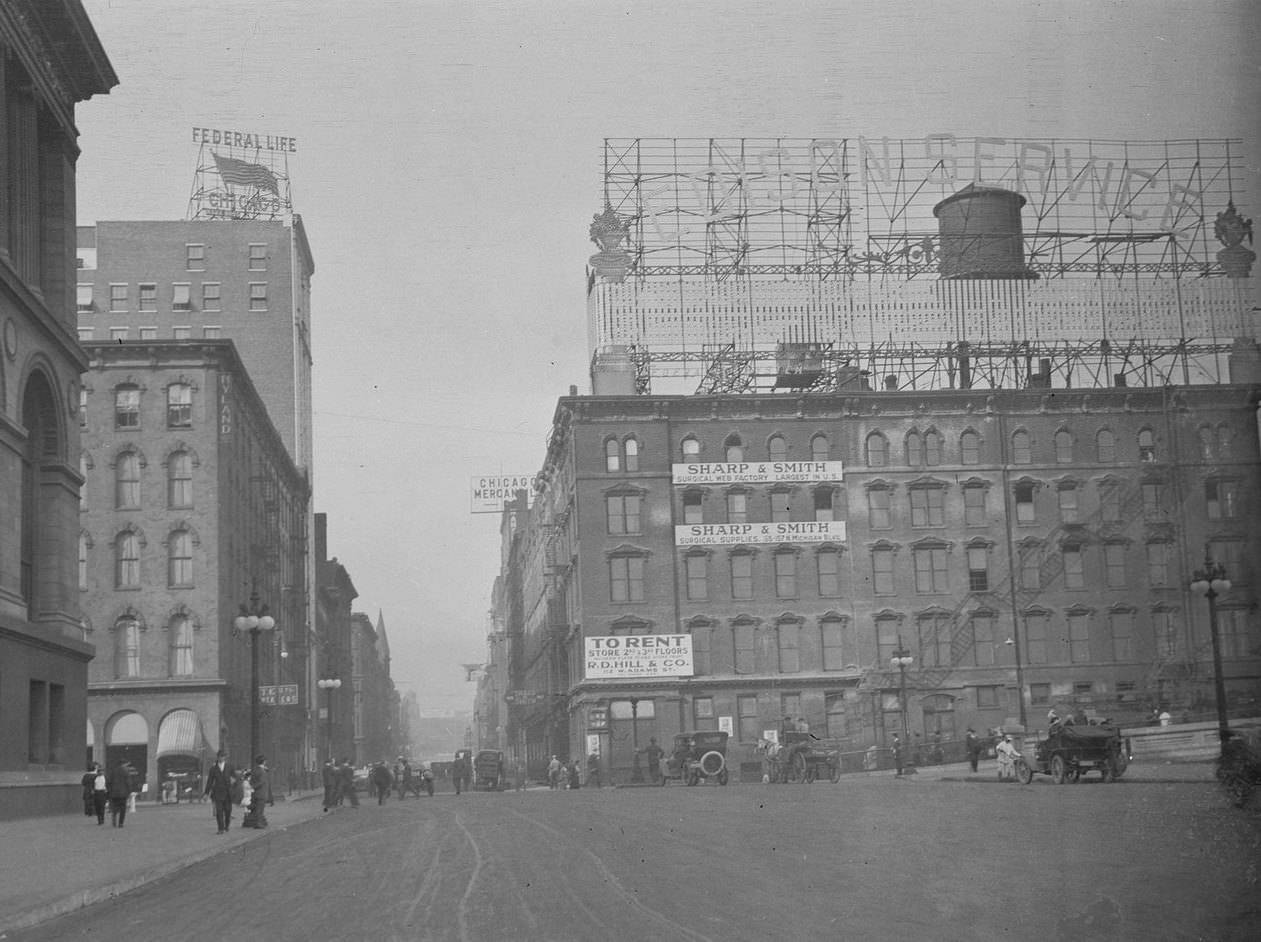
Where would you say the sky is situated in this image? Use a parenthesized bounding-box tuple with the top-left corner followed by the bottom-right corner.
(74, 0, 1261, 713)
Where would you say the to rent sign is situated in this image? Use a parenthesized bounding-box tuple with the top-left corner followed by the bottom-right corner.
(584, 634, 694, 680)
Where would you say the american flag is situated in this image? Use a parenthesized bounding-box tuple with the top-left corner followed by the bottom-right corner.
(212, 153, 279, 194)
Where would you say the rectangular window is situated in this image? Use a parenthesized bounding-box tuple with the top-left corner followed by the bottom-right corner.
(814, 489, 835, 522)
(770, 491, 791, 523)
(1154, 610, 1177, 658)
(1206, 480, 1237, 520)
(727, 492, 747, 524)
(967, 546, 989, 591)
(778, 623, 800, 673)
(138, 326, 157, 341)
(172, 326, 191, 340)
(606, 494, 640, 534)
(868, 489, 891, 529)
(1068, 613, 1091, 663)
(115, 388, 140, 429)
(734, 625, 756, 674)
(1063, 546, 1084, 589)
(821, 620, 845, 671)
(825, 694, 847, 740)
(963, 486, 986, 527)
(1030, 683, 1051, 706)
(683, 492, 703, 525)
(1208, 540, 1244, 584)
(1025, 614, 1048, 664)
(685, 554, 708, 601)
(167, 385, 192, 429)
(186, 244, 205, 270)
(1105, 543, 1127, 588)
(781, 693, 801, 719)
(876, 619, 900, 665)
(917, 615, 951, 667)
(1100, 485, 1121, 523)
(1015, 483, 1036, 523)
(609, 556, 644, 602)
(872, 549, 894, 595)
(249, 282, 267, 311)
(248, 243, 267, 271)
(774, 553, 797, 598)
(1146, 542, 1169, 587)
(1110, 611, 1134, 661)
(202, 283, 221, 311)
(910, 488, 945, 527)
(109, 327, 128, 342)
(1020, 546, 1041, 590)
(77, 284, 94, 312)
(737, 695, 760, 742)
(172, 283, 192, 311)
(1219, 610, 1249, 659)
(817, 550, 840, 596)
(1073, 681, 1093, 697)
(77, 327, 94, 341)
(1058, 487, 1079, 524)
(109, 284, 127, 312)
(731, 554, 753, 600)
(971, 615, 995, 666)
(138, 283, 157, 311)
(913, 546, 948, 593)
(692, 630, 711, 675)
(976, 685, 1000, 709)
(692, 697, 716, 732)
(203, 326, 220, 339)
(1142, 482, 1164, 518)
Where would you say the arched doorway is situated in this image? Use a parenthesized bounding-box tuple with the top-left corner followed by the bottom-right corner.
(105, 712, 149, 790)
(156, 709, 207, 800)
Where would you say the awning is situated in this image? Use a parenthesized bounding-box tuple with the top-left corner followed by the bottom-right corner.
(156, 709, 204, 758)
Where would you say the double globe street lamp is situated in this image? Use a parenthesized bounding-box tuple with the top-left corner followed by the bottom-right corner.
(234, 590, 275, 825)
(317, 677, 342, 764)
(890, 637, 914, 746)
(1189, 553, 1231, 757)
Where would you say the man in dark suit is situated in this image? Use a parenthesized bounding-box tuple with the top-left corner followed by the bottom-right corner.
(321, 757, 338, 811)
(204, 749, 238, 833)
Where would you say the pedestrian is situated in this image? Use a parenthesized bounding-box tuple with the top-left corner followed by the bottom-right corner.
(106, 758, 134, 828)
(339, 758, 359, 807)
(81, 763, 98, 820)
(645, 737, 664, 785)
(89, 763, 109, 824)
(453, 752, 469, 795)
(547, 755, 562, 789)
(204, 749, 239, 832)
(245, 755, 273, 828)
(892, 733, 904, 777)
(321, 757, 337, 811)
(371, 760, 393, 804)
(965, 728, 980, 773)
(586, 753, 602, 789)
(397, 758, 418, 798)
(513, 755, 527, 792)
(996, 734, 1017, 781)
(567, 760, 581, 790)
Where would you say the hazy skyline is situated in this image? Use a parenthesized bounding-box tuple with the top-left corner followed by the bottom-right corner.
(74, 0, 1260, 712)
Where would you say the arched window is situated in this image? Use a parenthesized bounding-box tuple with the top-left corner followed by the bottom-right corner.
(116, 451, 140, 509)
(115, 617, 141, 678)
(768, 434, 788, 461)
(1096, 428, 1116, 462)
(116, 531, 141, 588)
(960, 430, 980, 465)
(866, 432, 888, 468)
(724, 434, 744, 463)
(624, 437, 640, 472)
(168, 529, 193, 587)
(1012, 430, 1032, 464)
(1197, 427, 1214, 461)
(1054, 430, 1073, 464)
(604, 438, 620, 472)
(924, 430, 942, 466)
(681, 436, 700, 461)
(168, 451, 193, 508)
(810, 434, 829, 462)
(170, 615, 194, 676)
(906, 430, 923, 467)
(1138, 429, 1156, 462)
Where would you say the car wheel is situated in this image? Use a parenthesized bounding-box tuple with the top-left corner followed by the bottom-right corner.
(1050, 754, 1067, 784)
(1015, 757, 1034, 785)
(718, 769, 729, 786)
(699, 751, 725, 777)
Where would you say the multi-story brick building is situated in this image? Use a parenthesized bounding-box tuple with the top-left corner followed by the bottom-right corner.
(0, 0, 116, 818)
(501, 379, 1261, 782)
(79, 340, 309, 793)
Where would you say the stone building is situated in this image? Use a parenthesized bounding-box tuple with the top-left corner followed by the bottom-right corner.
(0, 0, 116, 818)
(79, 340, 309, 795)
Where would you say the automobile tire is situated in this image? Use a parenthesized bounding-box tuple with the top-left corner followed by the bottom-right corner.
(718, 769, 729, 785)
(1051, 754, 1067, 784)
(699, 751, 725, 777)
(1015, 757, 1034, 785)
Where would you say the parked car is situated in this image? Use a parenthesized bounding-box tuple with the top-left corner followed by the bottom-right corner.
(473, 750, 507, 791)
(660, 731, 729, 786)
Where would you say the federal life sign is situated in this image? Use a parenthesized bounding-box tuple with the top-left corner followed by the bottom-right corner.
(585, 634, 694, 680)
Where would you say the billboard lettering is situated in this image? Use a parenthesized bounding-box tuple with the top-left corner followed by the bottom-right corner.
(192, 127, 297, 153)
(675, 520, 846, 546)
(672, 460, 843, 485)
(470, 474, 535, 513)
(584, 634, 693, 679)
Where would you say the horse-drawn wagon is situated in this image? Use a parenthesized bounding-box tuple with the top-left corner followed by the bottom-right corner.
(758, 731, 840, 784)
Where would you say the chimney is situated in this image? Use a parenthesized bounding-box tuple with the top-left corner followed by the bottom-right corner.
(315, 513, 328, 564)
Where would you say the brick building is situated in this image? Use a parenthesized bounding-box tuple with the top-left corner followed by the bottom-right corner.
(0, 0, 116, 818)
(500, 380, 1261, 782)
(79, 340, 309, 794)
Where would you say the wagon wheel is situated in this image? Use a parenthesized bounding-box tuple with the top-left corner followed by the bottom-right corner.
(804, 764, 817, 784)
(1050, 754, 1067, 785)
(791, 751, 808, 784)
(1014, 757, 1034, 785)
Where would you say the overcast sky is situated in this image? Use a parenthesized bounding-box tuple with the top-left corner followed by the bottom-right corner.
(74, 0, 1260, 712)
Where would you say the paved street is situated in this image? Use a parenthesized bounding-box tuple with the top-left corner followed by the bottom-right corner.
(6, 767, 1258, 942)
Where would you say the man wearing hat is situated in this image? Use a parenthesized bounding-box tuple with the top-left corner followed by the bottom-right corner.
(204, 749, 239, 833)
(244, 754, 273, 828)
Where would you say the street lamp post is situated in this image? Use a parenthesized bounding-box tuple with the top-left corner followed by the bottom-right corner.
(317, 678, 342, 764)
(890, 636, 914, 747)
(1190, 552, 1232, 757)
(629, 698, 643, 783)
(234, 591, 275, 826)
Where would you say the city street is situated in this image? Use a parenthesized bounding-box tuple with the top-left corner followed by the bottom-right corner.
(9, 772, 1259, 942)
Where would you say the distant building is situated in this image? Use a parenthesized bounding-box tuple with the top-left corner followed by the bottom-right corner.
(0, 0, 116, 819)
(79, 340, 309, 793)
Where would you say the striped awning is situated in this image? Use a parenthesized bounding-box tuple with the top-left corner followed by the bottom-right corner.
(156, 709, 203, 758)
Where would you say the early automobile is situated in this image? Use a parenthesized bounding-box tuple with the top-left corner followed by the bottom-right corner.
(473, 749, 507, 791)
(660, 731, 730, 786)
(1015, 722, 1129, 784)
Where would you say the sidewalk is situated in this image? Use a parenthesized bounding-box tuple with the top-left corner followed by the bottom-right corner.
(880, 757, 1218, 784)
(0, 790, 327, 936)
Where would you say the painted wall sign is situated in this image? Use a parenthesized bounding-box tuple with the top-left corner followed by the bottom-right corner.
(672, 461, 844, 485)
(584, 634, 694, 679)
(675, 520, 846, 546)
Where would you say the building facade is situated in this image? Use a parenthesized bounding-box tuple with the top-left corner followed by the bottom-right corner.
(79, 340, 309, 795)
(0, 0, 116, 818)
(499, 381, 1261, 782)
